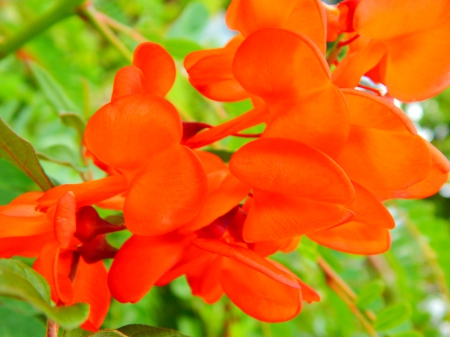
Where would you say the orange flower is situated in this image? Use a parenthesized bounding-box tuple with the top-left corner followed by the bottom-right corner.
(332, 0, 450, 101)
(37, 43, 208, 237)
(109, 205, 319, 322)
(107, 152, 249, 303)
(0, 192, 117, 330)
(185, 0, 327, 102)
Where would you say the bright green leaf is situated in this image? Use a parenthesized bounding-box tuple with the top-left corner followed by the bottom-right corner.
(375, 302, 412, 332)
(0, 259, 89, 329)
(163, 39, 202, 60)
(392, 331, 424, 337)
(356, 280, 385, 308)
(0, 118, 53, 191)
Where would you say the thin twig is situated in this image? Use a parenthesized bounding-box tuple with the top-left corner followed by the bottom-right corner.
(46, 320, 59, 337)
(77, 4, 133, 62)
(96, 12, 147, 43)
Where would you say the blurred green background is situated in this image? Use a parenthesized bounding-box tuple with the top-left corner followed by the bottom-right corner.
(0, 1, 449, 336)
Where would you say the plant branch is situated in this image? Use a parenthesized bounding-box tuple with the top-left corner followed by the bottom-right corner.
(318, 256, 377, 323)
(327, 280, 379, 337)
(0, 0, 86, 59)
(96, 12, 147, 43)
(46, 320, 59, 337)
(77, 4, 133, 62)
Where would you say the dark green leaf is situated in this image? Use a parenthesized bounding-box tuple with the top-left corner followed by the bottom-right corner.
(0, 259, 89, 329)
(356, 280, 385, 308)
(0, 118, 53, 191)
(375, 302, 412, 332)
(63, 327, 92, 337)
(205, 149, 233, 163)
(118, 324, 189, 337)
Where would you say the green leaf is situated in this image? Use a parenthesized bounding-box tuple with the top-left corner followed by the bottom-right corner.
(65, 329, 124, 337)
(60, 112, 86, 140)
(375, 302, 412, 332)
(118, 324, 189, 337)
(27, 60, 78, 113)
(27, 60, 85, 138)
(356, 280, 385, 308)
(0, 118, 53, 191)
(0, 259, 89, 329)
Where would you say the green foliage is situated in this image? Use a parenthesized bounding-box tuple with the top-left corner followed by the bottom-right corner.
(375, 302, 412, 332)
(357, 280, 385, 309)
(0, 259, 89, 329)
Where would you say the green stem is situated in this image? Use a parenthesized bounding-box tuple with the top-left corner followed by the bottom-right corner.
(78, 5, 133, 63)
(0, 0, 86, 59)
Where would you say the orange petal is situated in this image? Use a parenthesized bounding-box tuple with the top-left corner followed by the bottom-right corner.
(243, 192, 354, 242)
(354, 0, 449, 40)
(124, 146, 207, 236)
(179, 170, 249, 234)
(186, 255, 224, 304)
(111, 66, 145, 102)
(332, 39, 387, 89)
(194, 151, 227, 174)
(184, 105, 267, 148)
(250, 237, 301, 257)
(54, 192, 76, 249)
(192, 238, 300, 289)
(226, 0, 326, 53)
(230, 138, 354, 204)
(336, 90, 432, 196)
(73, 259, 110, 331)
(5, 191, 44, 206)
(269, 260, 320, 303)
(111, 42, 175, 101)
(233, 29, 330, 102)
(156, 245, 212, 286)
(381, 26, 450, 102)
(221, 257, 301, 322)
(262, 85, 349, 158)
(108, 233, 191, 303)
(37, 175, 128, 211)
(308, 183, 394, 254)
(85, 94, 183, 172)
(133, 42, 176, 97)
(185, 37, 248, 102)
(388, 143, 450, 199)
(0, 233, 54, 258)
(0, 215, 51, 238)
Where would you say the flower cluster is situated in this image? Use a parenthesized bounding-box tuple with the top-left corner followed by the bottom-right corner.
(1, 0, 450, 329)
